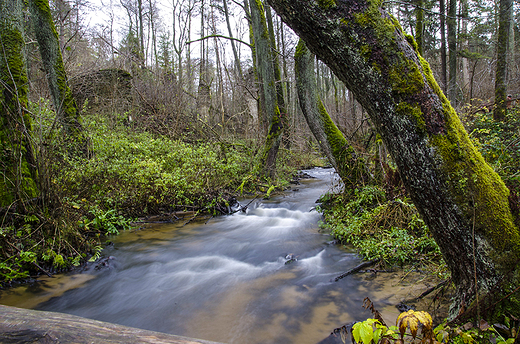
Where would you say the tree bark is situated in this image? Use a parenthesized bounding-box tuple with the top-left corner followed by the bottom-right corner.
(447, 0, 457, 105)
(414, 0, 424, 56)
(0, 0, 39, 208)
(460, 0, 470, 103)
(493, 0, 513, 121)
(249, 0, 284, 180)
(28, 0, 88, 153)
(439, 0, 447, 94)
(197, 0, 211, 122)
(266, 0, 520, 320)
(0, 305, 223, 344)
(294, 40, 367, 188)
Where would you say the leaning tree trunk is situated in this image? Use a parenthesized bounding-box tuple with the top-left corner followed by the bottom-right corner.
(266, 0, 520, 320)
(27, 0, 88, 153)
(294, 40, 367, 189)
(0, 0, 39, 208)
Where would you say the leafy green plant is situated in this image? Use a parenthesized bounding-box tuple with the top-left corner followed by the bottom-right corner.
(352, 318, 400, 344)
(88, 245, 103, 262)
(464, 110, 520, 181)
(319, 186, 441, 267)
(348, 298, 519, 344)
(80, 207, 134, 235)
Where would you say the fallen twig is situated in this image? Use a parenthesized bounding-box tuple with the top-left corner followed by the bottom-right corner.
(331, 258, 379, 282)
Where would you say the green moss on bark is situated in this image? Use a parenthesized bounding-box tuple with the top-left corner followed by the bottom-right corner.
(317, 0, 336, 8)
(267, 0, 520, 322)
(0, 0, 39, 207)
(28, 0, 88, 152)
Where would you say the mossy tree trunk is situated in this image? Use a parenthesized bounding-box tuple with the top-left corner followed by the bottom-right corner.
(0, 0, 39, 209)
(294, 40, 367, 189)
(266, 0, 520, 320)
(265, 5, 290, 147)
(27, 0, 88, 153)
(249, 0, 284, 180)
(493, 0, 513, 121)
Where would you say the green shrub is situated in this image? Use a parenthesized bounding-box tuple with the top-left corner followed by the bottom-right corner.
(319, 186, 441, 267)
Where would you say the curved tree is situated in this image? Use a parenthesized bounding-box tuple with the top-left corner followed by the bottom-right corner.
(266, 0, 519, 320)
(294, 40, 367, 189)
(28, 0, 88, 153)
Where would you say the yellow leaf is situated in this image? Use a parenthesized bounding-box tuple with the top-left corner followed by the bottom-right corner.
(414, 311, 433, 331)
(407, 316, 419, 338)
(396, 310, 414, 326)
(397, 310, 432, 339)
(398, 315, 411, 337)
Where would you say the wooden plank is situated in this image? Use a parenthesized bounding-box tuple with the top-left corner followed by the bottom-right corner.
(0, 305, 224, 344)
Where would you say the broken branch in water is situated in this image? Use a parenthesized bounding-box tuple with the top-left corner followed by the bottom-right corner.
(331, 258, 380, 282)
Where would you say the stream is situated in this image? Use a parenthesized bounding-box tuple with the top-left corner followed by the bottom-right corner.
(0, 168, 428, 344)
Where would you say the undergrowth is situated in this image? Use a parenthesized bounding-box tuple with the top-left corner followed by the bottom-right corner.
(319, 185, 444, 270)
(0, 103, 317, 284)
(462, 108, 520, 228)
(341, 298, 519, 344)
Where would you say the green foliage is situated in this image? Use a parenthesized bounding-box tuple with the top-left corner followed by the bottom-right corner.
(319, 186, 442, 267)
(352, 319, 399, 344)
(80, 206, 134, 235)
(464, 110, 520, 181)
(350, 302, 519, 344)
(88, 245, 103, 262)
(433, 320, 518, 344)
(56, 117, 251, 215)
(0, 97, 316, 284)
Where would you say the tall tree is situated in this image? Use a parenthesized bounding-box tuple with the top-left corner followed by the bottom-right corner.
(447, 0, 457, 104)
(171, 0, 194, 84)
(493, 0, 513, 121)
(415, 0, 424, 55)
(28, 0, 88, 152)
(266, 0, 519, 320)
(137, 0, 145, 65)
(197, 0, 211, 122)
(0, 0, 39, 207)
(460, 0, 470, 103)
(439, 0, 447, 94)
(249, 0, 284, 180)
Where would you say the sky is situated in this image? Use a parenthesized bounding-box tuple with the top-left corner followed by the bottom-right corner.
(84, 0, 254, 66)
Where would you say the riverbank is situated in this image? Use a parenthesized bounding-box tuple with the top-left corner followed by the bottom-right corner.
(0, 168, 450, 344)
(0, 109, 324, 285)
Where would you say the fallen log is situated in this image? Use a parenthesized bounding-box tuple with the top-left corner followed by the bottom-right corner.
(0, 305, 223, 344)
(331, 258, 379, 282)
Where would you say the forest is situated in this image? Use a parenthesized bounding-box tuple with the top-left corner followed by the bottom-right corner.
(1, 0, 520, 342)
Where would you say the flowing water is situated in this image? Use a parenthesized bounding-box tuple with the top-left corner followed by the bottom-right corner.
(0, 168, 428, 344)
